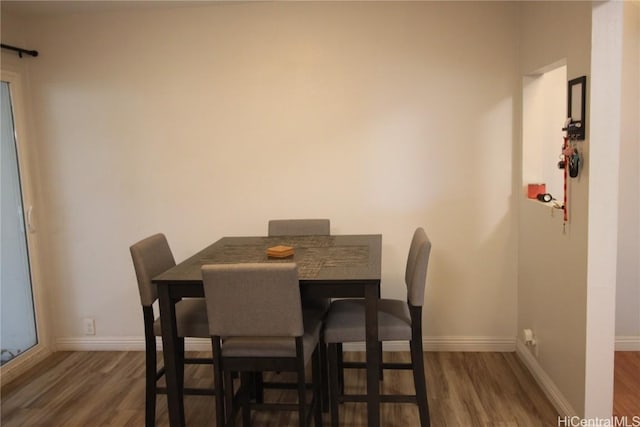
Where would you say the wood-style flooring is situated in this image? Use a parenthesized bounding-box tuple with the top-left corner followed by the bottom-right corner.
(1, 351, 560, 426)
(614, 351, 640, 418)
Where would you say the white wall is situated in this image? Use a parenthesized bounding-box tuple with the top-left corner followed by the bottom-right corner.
(522, 64, 566, 199)
(5, 2, 520, 348)
(585, 1, 626, 417)
(615, 0, 640, 344)
(517, 1, 592, 417)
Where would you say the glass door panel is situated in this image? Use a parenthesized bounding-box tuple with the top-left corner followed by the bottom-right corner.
(0, 80, 37, 365)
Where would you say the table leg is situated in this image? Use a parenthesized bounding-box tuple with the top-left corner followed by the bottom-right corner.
(364, 284, 380, 427)
(158, 286, 185, 427)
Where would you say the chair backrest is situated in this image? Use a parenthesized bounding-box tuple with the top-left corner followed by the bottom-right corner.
(268, 219, 330, 236)
(202, 263, 304, 337)
(130, 233, 176, 307)
(404, 227, 432, 307)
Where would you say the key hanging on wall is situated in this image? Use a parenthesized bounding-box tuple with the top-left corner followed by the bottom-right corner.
(562, 135, 569, 230)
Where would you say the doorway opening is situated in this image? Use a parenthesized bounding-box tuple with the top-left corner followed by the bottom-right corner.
(522, 63, 567, 201)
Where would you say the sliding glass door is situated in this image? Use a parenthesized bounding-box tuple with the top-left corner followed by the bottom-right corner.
(0, 79, 37, 366)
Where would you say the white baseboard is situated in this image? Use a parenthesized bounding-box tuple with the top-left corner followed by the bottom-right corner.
(423, 336, 516, 352)
(58, 335, 637, 353)
(615, 336, 640, 351)
(0, 344, 52, 386)
(55, 336, 212, 352)
(344, 336, 516, 352)
(57, 335, 516, 353)
(515, 340, 576, 417)
(56, 336, 145, 351)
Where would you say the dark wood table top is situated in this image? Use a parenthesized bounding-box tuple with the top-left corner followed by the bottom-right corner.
(153, 234, 382, 285)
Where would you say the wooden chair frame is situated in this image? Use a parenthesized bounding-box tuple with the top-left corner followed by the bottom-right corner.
(212, 335, 322, 427)
(327, 303, 430, 426)
(142, 305, 215, 427)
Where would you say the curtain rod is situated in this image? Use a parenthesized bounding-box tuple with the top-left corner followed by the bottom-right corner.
(1, 44, 38, 58)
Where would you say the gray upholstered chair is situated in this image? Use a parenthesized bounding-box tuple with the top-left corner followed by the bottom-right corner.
(268, 219, 330, 237)
(130, 233, 214, 427)
(323, 228, 432, 426)
(202, 263, 322, 427)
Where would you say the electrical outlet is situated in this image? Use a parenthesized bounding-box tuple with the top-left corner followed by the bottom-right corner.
(83, 318, 95, 336)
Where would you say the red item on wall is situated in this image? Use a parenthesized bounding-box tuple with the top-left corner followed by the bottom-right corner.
(527, 183, 546, 199)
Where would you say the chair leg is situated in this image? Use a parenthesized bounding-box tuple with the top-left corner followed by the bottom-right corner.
(328, 343, 340, 427)
(145, 346, 157, 427)
(177, 337, 185, 392)
(410, 340, 430, 427)
(379, 342, 384, 380)
(253, 372, 264, 404)
(297, 356, 307, 427)
(224, 371, 234, 425)
(319, 331, 329, 413)
(213, 339, 225, 427)
(312, 348, 322, 427)
(240, 372, 252, 427)
(336, 343, 344, 395)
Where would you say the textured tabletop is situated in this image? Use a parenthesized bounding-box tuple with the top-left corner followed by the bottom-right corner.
(153, 234, 381, 284)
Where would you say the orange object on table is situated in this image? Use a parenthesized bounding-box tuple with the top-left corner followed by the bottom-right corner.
(267, 245, 294, 258)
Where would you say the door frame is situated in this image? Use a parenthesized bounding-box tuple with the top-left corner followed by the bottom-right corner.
(1, 69, 51, 385)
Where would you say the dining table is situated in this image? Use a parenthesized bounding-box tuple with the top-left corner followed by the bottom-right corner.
(152, 234, 382, 427)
